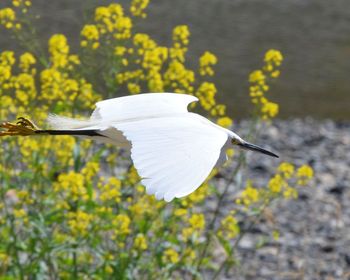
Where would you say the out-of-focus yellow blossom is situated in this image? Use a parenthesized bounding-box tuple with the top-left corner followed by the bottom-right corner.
(130, 0, 149, 18)
(283, 186, 298, 199)
(189, 213, 205, 230)
(12, 0, 31, 8)
(13, 208, 26, 219)
(297, 165, 314, 185)
(133, 233, 148, 251)
(174, 208, 187, 217)
(17, 190, 33, 205)
(99, 177, 121, 203)
(67, 210, 94, 237)
(278, 162, 295, 179)
(195, 82, 217, 110)
(81, 24, 100, 49)
(162, 248, 179, 264)
(218, 213, 240, 239)
(217, 116, 233, 128)
(115, 46, 127, 56)
(170, 25, 190, 62)
(181, 213, 205, 241)
(249, 49, 283, 119)
(94, 4, 132, 39)
(268, 174, 285, 194)
(264, 49, 283, 69)
(210, 104, 226, 117)
(199, 51, 217, 76)
(48, 34, 70, 68)
(19, 52, 36, 73)
(0, 8, 18, 29)
(81, 161, 99, 181)
(261, 100, 279, 120)
(54, 171, 88, 202)
(181, 182, 210, 207)
(113, 214, 131, 236)
(0, 253, 10, 267)
(164, 61, 194, 93)
(237, 181, 260, 206)
(127, 82, 141, 94)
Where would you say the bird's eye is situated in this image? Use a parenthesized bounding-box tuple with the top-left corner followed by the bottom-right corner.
(231, 138, 240, 145)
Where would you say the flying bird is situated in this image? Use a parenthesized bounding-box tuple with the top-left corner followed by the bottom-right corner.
(0, 93, 278, 201)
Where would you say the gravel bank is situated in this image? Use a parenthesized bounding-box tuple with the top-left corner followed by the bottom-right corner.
(213, 119, 350, 280)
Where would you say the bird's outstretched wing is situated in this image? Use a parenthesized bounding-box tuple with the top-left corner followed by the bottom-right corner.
(91, 93, 198, 121)
(116, 115, 228, 201)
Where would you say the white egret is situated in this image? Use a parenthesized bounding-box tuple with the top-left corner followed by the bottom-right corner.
(0, 93, 278, 201)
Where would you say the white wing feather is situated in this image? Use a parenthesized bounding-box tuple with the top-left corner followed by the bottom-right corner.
(46, 93, 228, 202)
(91, 93, 198, 121)
(116, 115, 228, 202)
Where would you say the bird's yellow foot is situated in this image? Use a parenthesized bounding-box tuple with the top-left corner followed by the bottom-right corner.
(0, 117, 39, 137)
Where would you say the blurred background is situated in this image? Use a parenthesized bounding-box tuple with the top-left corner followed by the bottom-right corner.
(0, 1, 349, 279)
(1, 0, 350, 120)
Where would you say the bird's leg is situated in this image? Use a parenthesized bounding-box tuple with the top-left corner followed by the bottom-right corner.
(0, 117, 40, 137)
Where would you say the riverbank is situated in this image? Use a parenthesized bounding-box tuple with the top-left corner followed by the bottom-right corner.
(214, 118, 349, 279)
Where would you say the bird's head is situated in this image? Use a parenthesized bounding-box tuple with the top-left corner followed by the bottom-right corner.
(231, 137, 279, 158)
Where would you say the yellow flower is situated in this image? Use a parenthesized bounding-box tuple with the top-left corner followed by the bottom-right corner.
(278, 162, 295, 179)
(261, 101, 279, 119)
(162, 248, 179, 264)
(48, 34, 69, 68)
(297, 165, 314, 185)
(130, 0, 149, 18)
(189, 213, 205, 230)
(113, 214, 131, 235)
(0, 8, 16, 29)
(81, 24, 99, 41)
(99, 177, 122, 203)
(199, 51, 217, 76)
(218, 213, 240, 239)
(195, 82, 217, 110)
(54, 171, 88, 202)
(217, 117, 233, 128)
(268, 174, 284, 193)
(238, 181, 260, 206)
(19, 52, 36, 73)
(67, 210, 94, 237)
(264, 49, 283, 67)
(133, 233, 148, 251)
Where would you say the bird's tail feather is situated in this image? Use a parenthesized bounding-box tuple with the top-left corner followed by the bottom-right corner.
(47, 114, 100, 130)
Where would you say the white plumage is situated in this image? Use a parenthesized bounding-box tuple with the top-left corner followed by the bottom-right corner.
(47, 92, 278, 202)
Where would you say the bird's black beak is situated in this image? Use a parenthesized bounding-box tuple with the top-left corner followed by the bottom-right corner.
(237, 141, 279, 158)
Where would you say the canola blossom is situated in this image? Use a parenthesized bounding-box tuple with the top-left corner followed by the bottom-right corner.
(0, 0, 314, 278)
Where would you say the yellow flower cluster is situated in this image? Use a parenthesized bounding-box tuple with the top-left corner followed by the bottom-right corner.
(130, 0, 150, 18)
(218, 212, 240, 239)
(68, 210, 94, 237)
(81, 24, 100, 49)
(19, 52, 36, 73)
(0, 8, 20, 30)
(249, 49, 283, 120)
(182, 213, 205, 241)
(236, 181, 260, 206)
(133, 233, 148, 251)
(40, 34, 97, 110)
(196, 82, 217, 110)
(170, 25, 189, 62)
(297, 165, 314, 185)
(112, 214, 131, 236)
(162, 248, 179, 264)
(99, 177, 122, 203)
(54, 171, 88, 202)
(94, 4, 132, 40)
(199, 51, 217, 76)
